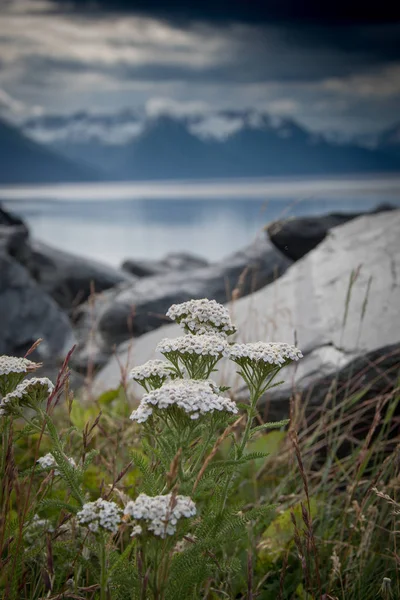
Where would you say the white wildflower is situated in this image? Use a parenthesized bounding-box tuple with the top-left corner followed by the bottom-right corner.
(129, 360, 173, 389)
(166, 298, 236, 336)
(227, 342, 303, 366)
(130, 524, 143, 537)
(0, 356, 39, 375)
(157, 334, 227, 358)
(37, 453, 77, 476)
(2, 377, 54, 400)
(77, 499, 122, 534)
(24, 514, 54, 543)
(37, 453, 56, 470)
(130, 379, 237, 423)
(130, 360, 171, 381)
(0, 377, 54, 415)
(124, 493, 196, 538)
(130, 402, 154, 424)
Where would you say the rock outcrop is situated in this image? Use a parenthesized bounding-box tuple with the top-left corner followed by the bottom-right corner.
(266, 203, 395, 261)
(0, 204, 134, 312)
(26, 240, 135, 311)
(92, 211, 400, 415)
(0, 253, 74, 358)
(122, 252, 208, 278)
(71, 234, 292, 370)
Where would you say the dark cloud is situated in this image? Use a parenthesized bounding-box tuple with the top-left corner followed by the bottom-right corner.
(39, 1, 400, 67)
(46, 0, 400, 24)
(18, 22, 400, 87)
(1, 0, 399, 134)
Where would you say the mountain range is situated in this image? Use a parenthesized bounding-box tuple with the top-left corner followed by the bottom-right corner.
(1, 109, 400, 184)
(0, 118, 96, 184)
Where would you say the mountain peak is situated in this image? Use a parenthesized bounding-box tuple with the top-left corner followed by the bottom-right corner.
(0, 116, 96, 184)
(2, 109, 400, 183)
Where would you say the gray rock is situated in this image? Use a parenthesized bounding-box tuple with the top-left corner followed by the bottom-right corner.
(72, 234, 292, 370)
(0, 225, 30, 262)
(0, 252, 74, 358)
(0, 204, 134, 312)
(0, 203, 26, 228)
(266, 203, 396, 261)
(122, 252, 208, 277)
(92, 211, 400, 415)
(260, 343, 400, 421)
(26, 240, 136, 312)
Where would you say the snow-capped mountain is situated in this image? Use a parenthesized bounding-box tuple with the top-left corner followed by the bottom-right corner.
(0, 117, 95, 184)
(1, 108, 399, 183)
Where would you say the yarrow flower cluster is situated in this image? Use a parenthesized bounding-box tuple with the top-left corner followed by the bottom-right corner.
(24, 514, 54, 543)
(130, 379, 238, 422)
(124, 493, 196, 538)
(37, 453, 77, 476)
(129, 360, 173, 389)
(0, 355, 41, 396)
(227, 342, 303, 366)
(131, 524, 143, 537)
(77, 499, 122, 534)
(166, 298, 236, 336)
(130, 360, 171, 381)
(0, 356, 39, 375)
(0, 377, 54, 416)
(157, 334, 227, 358)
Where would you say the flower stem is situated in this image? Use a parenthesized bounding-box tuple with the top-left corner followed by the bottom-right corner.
(100, 537, 107, 600)
(220, 386, 262, 513)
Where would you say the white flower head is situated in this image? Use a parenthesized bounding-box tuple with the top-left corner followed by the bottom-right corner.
(0, 356, 39, 375)
(157, 334, 227, 358)
(130, 524, 143, 537)
(166, 299, 236, 336)
(37, 453, 77, 476)
(129, 360, 173, 389)
(130, 379, 238, 423)
(157, 334, 228, 379)
(227, 342, 303, 366)
(124, 493, 196, 538)
(77, 499, 122, 534)
(0, 355, 41, 396)
(0, 377, 54, 416)
(24, 514, 54, 543)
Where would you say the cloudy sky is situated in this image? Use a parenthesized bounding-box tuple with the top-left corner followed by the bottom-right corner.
(0, 0, 399, 135)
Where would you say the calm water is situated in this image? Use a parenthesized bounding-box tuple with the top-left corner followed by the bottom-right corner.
(2, 176, 400, 267)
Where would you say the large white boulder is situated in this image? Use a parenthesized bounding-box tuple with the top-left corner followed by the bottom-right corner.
(92, 210, 400, 404)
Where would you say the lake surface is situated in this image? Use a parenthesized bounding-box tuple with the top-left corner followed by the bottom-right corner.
(1, 176, 400, 267)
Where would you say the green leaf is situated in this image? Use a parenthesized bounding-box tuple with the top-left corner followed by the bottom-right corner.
(250, 419, 290, 437)
(97, 387, 121, 406)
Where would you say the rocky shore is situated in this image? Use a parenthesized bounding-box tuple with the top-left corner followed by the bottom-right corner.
(1, 202, 399, 410)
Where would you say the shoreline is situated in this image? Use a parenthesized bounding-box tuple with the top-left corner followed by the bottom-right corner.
(1, 173, 400, 202)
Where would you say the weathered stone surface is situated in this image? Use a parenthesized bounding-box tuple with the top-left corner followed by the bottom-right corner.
(0, 253, 74, 358)
(260, 343, 400, 421)
(72, 234, 292, 369)
(0, 225, 30, 262)
(266, 203, 395, 261)
(92, 211, 400, 412)
(25, 240, 135, 311)
(122, 252, 208, 277)
(0, 204, 134, 312)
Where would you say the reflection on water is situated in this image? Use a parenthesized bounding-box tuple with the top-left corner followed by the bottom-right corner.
(3, 177, 400, 267)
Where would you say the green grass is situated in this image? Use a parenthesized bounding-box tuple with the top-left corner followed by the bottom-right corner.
(1, 347, 399, 599)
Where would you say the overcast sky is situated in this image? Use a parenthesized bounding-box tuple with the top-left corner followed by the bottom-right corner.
(0, 0, 399, 134)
